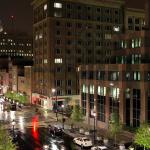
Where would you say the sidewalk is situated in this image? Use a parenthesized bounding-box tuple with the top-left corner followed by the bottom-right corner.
(37, 107, 134, 144)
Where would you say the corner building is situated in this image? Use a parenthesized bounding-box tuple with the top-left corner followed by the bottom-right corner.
(32, 0, 125, 100)
(79, 29, 150, 129)
(32, 0, 145, 109)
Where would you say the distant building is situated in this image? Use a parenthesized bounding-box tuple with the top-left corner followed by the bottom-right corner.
(0, 31, 33, 60)
(18, 66, 32, 103)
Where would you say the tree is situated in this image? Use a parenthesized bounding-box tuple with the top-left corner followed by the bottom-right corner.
(70, 105, 84, 128)
(0, 125, 16, 150)
(109, 112, 122, 145)
(134, 123, 150, 150)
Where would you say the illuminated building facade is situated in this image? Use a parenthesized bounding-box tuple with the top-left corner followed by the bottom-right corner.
(0, 32, 33, 58)
(32, 0, 145, 109)
(79, 1, 150, 128)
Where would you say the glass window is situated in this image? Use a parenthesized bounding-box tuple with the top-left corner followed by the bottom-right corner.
(133, 72, 140, 81)
(54, 2, 62, 8)
(44, 4, 47, 10)
(98, 86, 106, 96)
(132, 39, 135, 48)
(54, 12, 62, 17)
(90, 85, 94, 94)
(54, 58, 62, 63)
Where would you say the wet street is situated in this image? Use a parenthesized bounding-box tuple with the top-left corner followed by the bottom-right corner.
(16, 127, 74, 150)
(0, 102, 90, 150)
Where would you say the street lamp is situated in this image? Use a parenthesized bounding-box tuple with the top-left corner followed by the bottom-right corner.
(43, 145, 49, 150)
(61, 104, 64, 129)
(12, 120, 16, 136)
(93, 111, 96, 145)
(52, 88, 58, 121)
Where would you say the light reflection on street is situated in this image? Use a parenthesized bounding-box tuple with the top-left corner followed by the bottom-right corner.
(4, 111, 8, 120)
(0, 98, 74, 150)
(51, 142, 59, 150)
(18, 116, 25, 133)
(10, 111, 16, 120)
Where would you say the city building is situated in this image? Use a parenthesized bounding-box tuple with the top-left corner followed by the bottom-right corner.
(0, 31, 33, 59)
(18, 66, 32, 103)
(31, 0, 145, 109)
(78, 1, 150, 129)
(0, 69, 9, 95)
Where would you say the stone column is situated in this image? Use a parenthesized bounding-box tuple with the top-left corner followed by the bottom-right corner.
(119, 89, 125, 124)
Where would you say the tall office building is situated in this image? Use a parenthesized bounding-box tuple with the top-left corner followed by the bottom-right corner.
(78, 1, 150, 129)
(0, 31, 33, 59)
(32, 0, 145, 108)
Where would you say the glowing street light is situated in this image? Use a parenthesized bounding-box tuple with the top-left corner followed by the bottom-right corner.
(93, 111, 96, 144)
(61, 104, 64, 129)
(12, 120, 16, 136)
(52, 88, 58, 121)
(43, 145, 49, 150)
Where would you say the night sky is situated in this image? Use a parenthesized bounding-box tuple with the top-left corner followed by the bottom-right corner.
(0, 0, 145, 34)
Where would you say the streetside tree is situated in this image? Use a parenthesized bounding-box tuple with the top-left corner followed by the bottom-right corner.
(0, 125, 16, 150)
(70, 104, 84, 129)
(109, 112, 122, 146)
(134, 123, 150, 150)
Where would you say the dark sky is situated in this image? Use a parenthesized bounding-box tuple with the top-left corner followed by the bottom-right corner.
(0, 0, 145, 34)
(0, 0, 32, 34)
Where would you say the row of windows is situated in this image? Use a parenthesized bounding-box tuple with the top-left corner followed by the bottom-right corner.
(36, 88, 72, 96)
(0, 42, 32, 46)
(55, 21, 114, 30)
(115, 54, 142, 64)
(54, 10, 121, 24)
(55, 2, 120, 15)
(33, 66, 74, 72)
(34, 1, 122, 23)
(81, 88, 142, 126)
(55, 80, 73, 86)
(55, 39, 111, 46)
(81, 71, 150, 81)
(0, 53, 33, 57)
(114, 38, 142, 50)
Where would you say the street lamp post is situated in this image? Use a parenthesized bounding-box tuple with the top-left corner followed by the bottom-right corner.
(12, 120, 16, 136)
(61, 104, 64, 129)
(52, 88, 58, 121)
(93, 111, 96, 145)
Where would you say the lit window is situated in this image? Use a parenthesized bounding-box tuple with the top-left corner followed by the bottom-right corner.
(105, 34, 111, 39)
(44, 59, 48, 64)
(44, 4, 47, 10)
(39, 34, 43, 39)
(113, 26, 120, 32)
(90, 84, 94, 94)
(138, 38, 141, 47)
(54, 2, 62, 8)
(98, 86, 106, 96)
(132, 39, 135, 48)
(54, 58, 62, 63)
(133, 71, 140, 81)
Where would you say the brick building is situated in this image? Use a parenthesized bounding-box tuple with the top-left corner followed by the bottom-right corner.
(31, 0, 145, 108)
(79, 0, 150, 128)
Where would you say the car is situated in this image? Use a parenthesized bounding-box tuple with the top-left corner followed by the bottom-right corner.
(91, 146, 108, 150)
(73, 137, 93, 147)
(48, 125, 63, 136)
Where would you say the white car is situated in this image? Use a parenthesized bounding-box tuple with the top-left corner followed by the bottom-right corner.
(91, 146, 108, 150)
(73, 137, 93, 147)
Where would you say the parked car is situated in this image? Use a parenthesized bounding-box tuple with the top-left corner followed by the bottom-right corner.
(48, 125, 63, 136)
(73, 137, 93, 147)
(91, 146, 108, 150)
